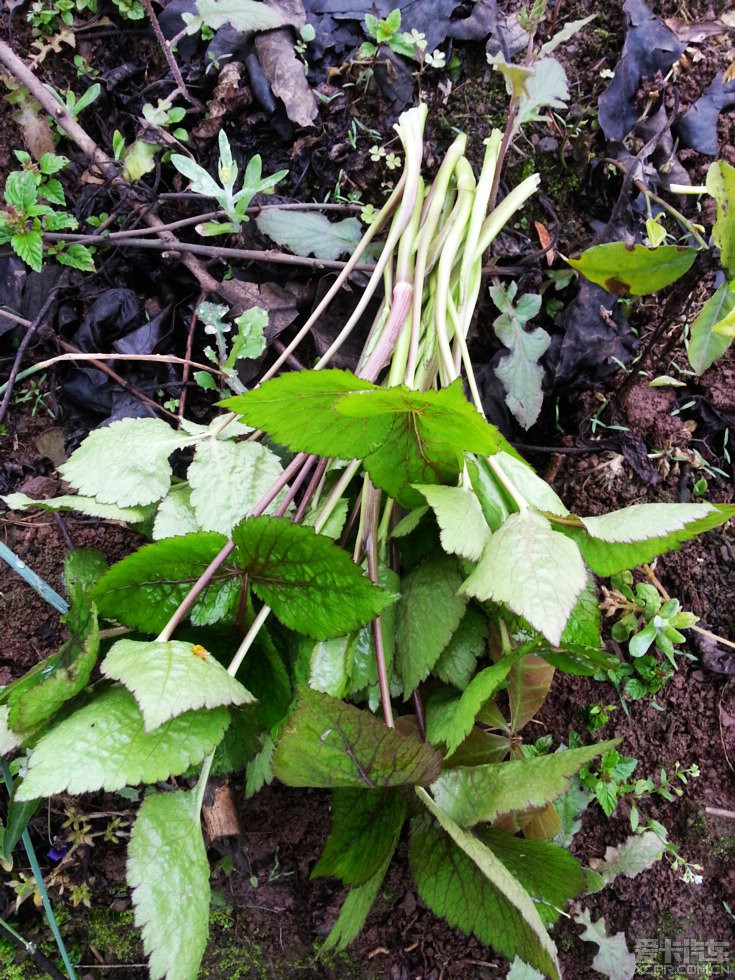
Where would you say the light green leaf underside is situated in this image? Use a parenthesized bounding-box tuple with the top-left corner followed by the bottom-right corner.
(102, 639, 255, 732)
(490, 283, 549, 430)
(188, 439, 284, 534)
(567, 243, 697, 296)
(256, 208, 362, 261)
(152, 484, 200, 539)
(581, 501, 721, 542)
(59, 418, 194, 506)
(395, 555, 467, 696)
(16, 686, 229, 800)
(413, 484, 490, 561)
(128, 790, 210, 980)
(414, 790, 561, 979)
(706, 160, 735, 278)
(462, 511, 587, 645)
(588, 830, 665, 889)
(430, 741, 616, 827)
(195, 0, 299, 32)
(1, 493, 152, 523)
(273, 688, 442, 789)
(495, 452, 569, 516)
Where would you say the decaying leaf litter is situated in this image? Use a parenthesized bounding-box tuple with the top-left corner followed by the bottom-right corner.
(0, 4, 732, 975)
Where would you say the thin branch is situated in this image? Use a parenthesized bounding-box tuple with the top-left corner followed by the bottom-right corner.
(140, 0, 194, 104)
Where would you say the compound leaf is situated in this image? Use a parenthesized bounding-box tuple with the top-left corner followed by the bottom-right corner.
(395, 555, 467, 697)
(102, 639, 255, 732)
(92, 533, 240, 633)
(489, 283, 549, 430)
(412, 793, 561, 979)
(188, 439, 284, 534)
(15, 686, 229, 800)
(430, 741, 616, 828)
(461, 511, 587, 645)
(59, 418, 194, 506)
(232, 517, 392, 639)
(273, 688, 442, 789)
(128, 790, 209, 980)
(567, 243, 696, 296)
(312, 788, 407, 886)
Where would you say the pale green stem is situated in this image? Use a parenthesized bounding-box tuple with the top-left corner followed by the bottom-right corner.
(433, 159, 477, 384)
(473, 174, 541, 263)
(459, 131, 502, 305)
(485, 455, 529, 513)
(313, 458, 362, 534)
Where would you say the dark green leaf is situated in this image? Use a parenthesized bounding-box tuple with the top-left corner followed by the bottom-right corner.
(1, 797, 40, 862)
(430, 741, 617, 827)
(395, 555, 467, 697)
(91, 533, 240, 633)
(232, 516, 393, 640)
(312, 788, 407, 886)
(409, 807, 560, 979)
(433, 607, 487, 688)
(273, 688, 442, 788)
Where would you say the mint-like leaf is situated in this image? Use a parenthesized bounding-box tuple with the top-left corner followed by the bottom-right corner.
(273, 688, 442, 788)
(102, 639, 255, 731)
(1, 492, 152, 524)
(11, 232, 43, 272)
(128, 791, 210, 980)
(413, 484, 490, 561)
(15, 686, 230, 800)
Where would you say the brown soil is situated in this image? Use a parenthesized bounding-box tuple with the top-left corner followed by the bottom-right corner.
(2, 1, 735, 979)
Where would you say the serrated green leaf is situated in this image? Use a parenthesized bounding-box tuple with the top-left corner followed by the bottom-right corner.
(1, 795, 39, 861)
(245, 733, 275, 797)
(566, 502, 735, 575)
(507, 959, 545, 980)
(273, 688, 442, 789)
(553, 776, 593, 847)
(209, 705, 260, 777)
(38, 153, 67, 175)
(395, 555, 467, 696)
(706, 160, 735, 278)
(310, 635, 350, 698)
(411, 794, 560, 979)
(560, 576, 601, 648)
(153, 484, 200, 539)
(434, 650, 524, 755)
(688, 282, 735, 374)
(256, 208, 362, 260)
(188, 439, 284, 534)
(122, 140, 159, 181)
(56, 243, 95, 272)
(0, 705, 25, 756)
(430, 741, 616, 827)
(15, 686, 230, 800)
(494, 452, 569, 517)
(228, 308, 267, 365)
(478, 828, 586, 925)
(588, 830, 665, 888)
(538, 14, 596, 55)
(11, 231, 43, 272)
(516, 57, 570, 127)
(312, 788, 406, 886)
(59, 418, 194, 507)
(575, 908, 636, 980)
(489, 282, 549, 430)
(4, 595, 98, 734)
(232, 517, 393, 640)
(223, 372, 508, 508)
(1, 492, 152, 524)
(414, 484, 490, 561)
(101, 639, 254, 731)
(4, 170, 37, 210)
(433, 607, 487, 688)
(128, 790, 209, 980)
(92, 533, 239, 633)
(461, 510, 587, 645)
(566, 243, 697, 296)
(319, 856, 390, 954)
